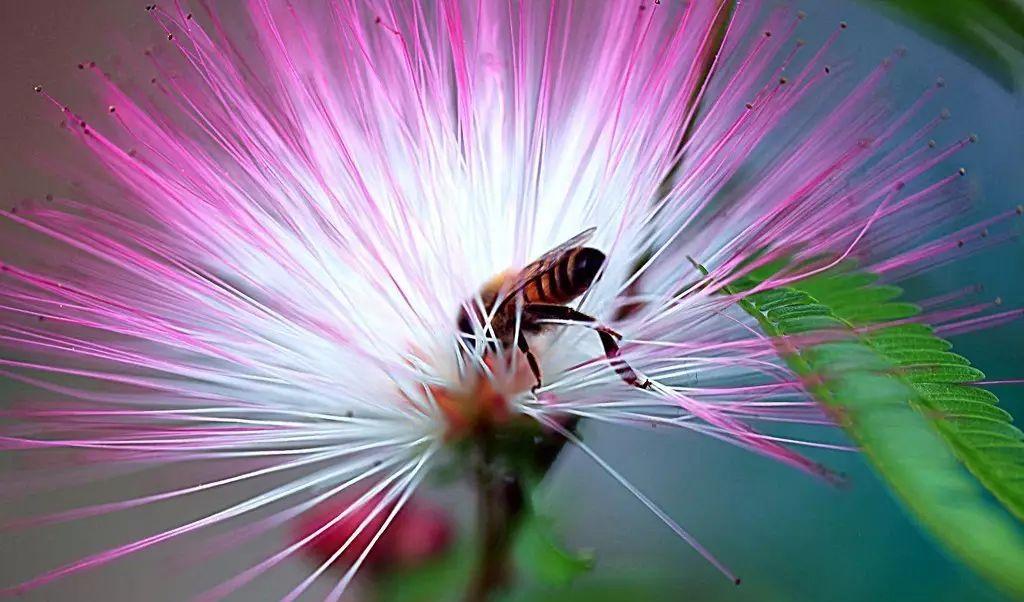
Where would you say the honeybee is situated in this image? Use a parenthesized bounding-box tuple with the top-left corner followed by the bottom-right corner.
(456, 228, 650, 392)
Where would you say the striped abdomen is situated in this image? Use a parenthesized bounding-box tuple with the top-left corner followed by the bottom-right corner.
(520, 247, 606, 305)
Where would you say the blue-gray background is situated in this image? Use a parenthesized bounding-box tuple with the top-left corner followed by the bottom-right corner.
(0, 1, 1021, 601)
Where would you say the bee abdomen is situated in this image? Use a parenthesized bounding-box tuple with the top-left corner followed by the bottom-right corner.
(523, 247, 605, 304)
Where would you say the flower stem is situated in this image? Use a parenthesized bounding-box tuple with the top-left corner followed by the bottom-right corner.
(463, 439, 524, 602)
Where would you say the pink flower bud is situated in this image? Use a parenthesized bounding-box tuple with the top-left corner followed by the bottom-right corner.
(293, 493, 453, 573)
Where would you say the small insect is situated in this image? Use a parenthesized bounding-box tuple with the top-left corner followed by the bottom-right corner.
(457, 228, 650, 392)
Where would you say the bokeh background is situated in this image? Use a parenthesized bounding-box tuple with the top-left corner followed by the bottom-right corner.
(1, 1, 1022, 600)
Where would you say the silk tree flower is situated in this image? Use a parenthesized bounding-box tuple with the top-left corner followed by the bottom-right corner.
(0, 1, 1016, 600)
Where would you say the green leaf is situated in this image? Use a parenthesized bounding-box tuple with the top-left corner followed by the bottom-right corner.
(793, 274, 1024, 524)
(733, 269, 1024, 597)
(513, 514, 594, 588)
(858, 0, 1024, 90)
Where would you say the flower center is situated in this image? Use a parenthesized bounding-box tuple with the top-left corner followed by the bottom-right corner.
(434, 354, 536, 440)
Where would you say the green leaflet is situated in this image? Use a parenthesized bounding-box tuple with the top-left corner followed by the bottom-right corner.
(737, 271, 1024, 597)
(513, 514, 594, 588)
(797, 272, 1024, 522)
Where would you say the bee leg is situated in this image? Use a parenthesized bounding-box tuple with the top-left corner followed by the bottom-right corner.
(523, 304, 649, 390)
(516, 335, 543, 393)
(596, 329, 651, 390)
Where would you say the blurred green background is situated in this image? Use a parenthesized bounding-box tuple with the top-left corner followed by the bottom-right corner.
(1, 1, 1022, 600)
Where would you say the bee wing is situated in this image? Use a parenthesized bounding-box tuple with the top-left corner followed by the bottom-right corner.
(498, 227, 597, 304)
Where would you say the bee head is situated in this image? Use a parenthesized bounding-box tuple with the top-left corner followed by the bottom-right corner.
(573, 247, 606, 289)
